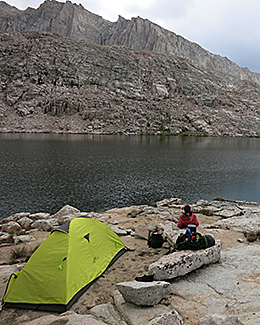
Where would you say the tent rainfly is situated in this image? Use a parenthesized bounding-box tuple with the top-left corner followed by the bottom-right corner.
(2, 216, 127, 312)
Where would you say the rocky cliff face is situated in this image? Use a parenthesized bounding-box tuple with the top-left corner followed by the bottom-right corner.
(0, 0, 113, 44)
(1, 0, 260, 86)
(106, 15, 260, 85)
(1, 31, 260, 136)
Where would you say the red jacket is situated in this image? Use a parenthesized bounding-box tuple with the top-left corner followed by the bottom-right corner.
(177, 212, 199, 229)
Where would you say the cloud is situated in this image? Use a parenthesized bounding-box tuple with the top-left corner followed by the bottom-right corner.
(146, 0, 260, 72)
(125, 0, 195, 20)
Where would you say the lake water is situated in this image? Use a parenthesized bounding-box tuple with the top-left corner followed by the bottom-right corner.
(1, 134, 260, 220)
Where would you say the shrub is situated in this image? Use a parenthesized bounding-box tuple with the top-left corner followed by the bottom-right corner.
(10, 245, 37, 264)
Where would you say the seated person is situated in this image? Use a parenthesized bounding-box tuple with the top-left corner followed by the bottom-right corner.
(177, 205, 199, 229)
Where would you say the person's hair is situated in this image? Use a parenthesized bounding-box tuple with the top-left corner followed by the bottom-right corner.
(184, 205, 191, 213)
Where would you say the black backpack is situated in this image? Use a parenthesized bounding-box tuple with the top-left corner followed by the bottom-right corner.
(198, 234, 215, 249)
(175, 233, 215, 251)
(147, 231, 164, 248)
(175, 233, 201, 251)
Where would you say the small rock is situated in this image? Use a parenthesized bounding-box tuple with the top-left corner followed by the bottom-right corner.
(148, 310, 183, 325)
(127, 209, 140, 218)
(244, 231, 258, 242)
(162, 241, 171, 249)
(126, 229, 135, 236)
(198, 314, 245, 325)
(14, 314, 31, 323)
(110, 225, 128, 236)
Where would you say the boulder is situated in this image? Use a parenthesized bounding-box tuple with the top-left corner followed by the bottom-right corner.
(140, 208, 157, 217)
(29, 213, 50, 220)
(91, 303, 128, 325)
(156, 209, 179, 222)
(163, 221, 182, 246)
(55, 212, 92, 225)
(113, 289, 176, 325)
(116, 281, 170, 306)
(91, 298, 184, 325)
(148, 240, 221, 280)
(3, 213, 30, 223)
(57, 215, 75, 225)
(147, 221, 158, 233)
(1, 221, 21, 234)
(134, 224, 149, 240)
(17, 217, 34, 230)
(214, 208, 243, 218)
(154, 198, 183, 207)
(13, 234, 36, 245)
(169, 244, 260, 324)
(0, 231, 13, 245)
(51, 205, 80, 219)
(106, 206, 147, 218)
(31, 219, 58, 231)
(213, 211, 260, 236)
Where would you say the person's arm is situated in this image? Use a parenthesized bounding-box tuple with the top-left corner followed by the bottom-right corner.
(193, 214, 199, 226)
(177, 214, 183, 228)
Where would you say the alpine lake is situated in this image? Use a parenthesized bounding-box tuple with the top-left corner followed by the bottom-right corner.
(1, 133, 260, 220)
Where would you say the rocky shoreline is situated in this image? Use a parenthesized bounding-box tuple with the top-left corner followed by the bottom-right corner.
(0, 198, 260, 324)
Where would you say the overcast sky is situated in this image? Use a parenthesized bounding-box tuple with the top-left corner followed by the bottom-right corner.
(6, 0, 260, 73)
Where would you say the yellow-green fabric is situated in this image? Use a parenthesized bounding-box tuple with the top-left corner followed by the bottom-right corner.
(3, 217, 126, 309)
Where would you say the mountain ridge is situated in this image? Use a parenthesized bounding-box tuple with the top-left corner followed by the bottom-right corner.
(1, 0, 260, 85)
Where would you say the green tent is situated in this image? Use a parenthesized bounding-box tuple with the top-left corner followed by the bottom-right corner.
(3, 216, 127, 312)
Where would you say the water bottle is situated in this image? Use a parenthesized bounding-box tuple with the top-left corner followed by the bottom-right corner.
(186, 227, 191, 238)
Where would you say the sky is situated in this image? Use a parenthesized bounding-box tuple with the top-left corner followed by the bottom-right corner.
(5, 0, 260, 73)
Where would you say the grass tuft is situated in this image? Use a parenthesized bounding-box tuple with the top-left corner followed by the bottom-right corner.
(10, 246, 37, 264)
